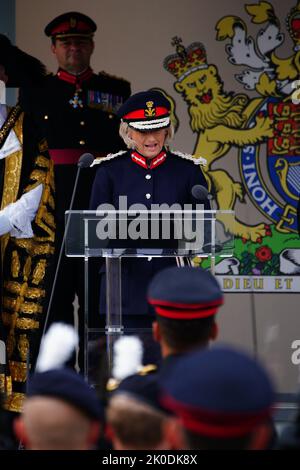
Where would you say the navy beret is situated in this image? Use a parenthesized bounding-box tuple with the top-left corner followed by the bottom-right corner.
(114, 373, 170, 414)
(28, 368, 103, 421)
(147, 266, 223, 319)
(117, 90, 171, 131)
(160, 345, 275, 437)
(0, 34, 46, 87)
(45, 12, 97, 38)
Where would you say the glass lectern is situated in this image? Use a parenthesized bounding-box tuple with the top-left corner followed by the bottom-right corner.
(65, 209, 235, 383)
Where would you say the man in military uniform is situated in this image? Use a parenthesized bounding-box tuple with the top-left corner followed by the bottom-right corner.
(35, 12, 131, 368)
(148, 265, 223, 367)
(105, 266, 224, 449)
(160, 345, 276, 450)
(107, 372, 170, 450)
(107, 266, 223, 387)
(14, 366, 103, 449)
(42, 11, 130, 160)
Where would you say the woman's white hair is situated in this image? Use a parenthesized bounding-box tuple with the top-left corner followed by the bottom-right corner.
(119, 121, 174, 150)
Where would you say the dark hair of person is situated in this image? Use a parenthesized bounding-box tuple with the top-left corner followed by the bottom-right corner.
(157, 315, 215, 351)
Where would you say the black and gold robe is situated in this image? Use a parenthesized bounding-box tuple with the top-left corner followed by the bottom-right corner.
(0, 105, 55, 412)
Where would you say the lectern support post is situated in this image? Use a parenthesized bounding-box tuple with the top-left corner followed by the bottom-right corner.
(105, 257, 123, 371)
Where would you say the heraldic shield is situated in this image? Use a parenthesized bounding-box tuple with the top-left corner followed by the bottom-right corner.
(240, 96, 299, 235)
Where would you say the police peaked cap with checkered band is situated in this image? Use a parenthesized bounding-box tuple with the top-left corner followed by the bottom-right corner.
(117, 90, 171, 131)
(28, 368, 104, 421)
(147, 266, 224, 320)
(45, 12, 97, 39)
(160, 345, 275, 438)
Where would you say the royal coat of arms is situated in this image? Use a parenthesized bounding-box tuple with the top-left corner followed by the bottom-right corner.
(163, 1, 300, 291)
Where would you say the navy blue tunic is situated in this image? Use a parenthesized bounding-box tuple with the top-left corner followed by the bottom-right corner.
(90, 150, 209, 321)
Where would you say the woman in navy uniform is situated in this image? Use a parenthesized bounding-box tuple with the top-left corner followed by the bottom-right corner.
(90, 90, 209, 329)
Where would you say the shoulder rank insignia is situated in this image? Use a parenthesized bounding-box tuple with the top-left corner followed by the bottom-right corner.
(91, 150, 127, 167)
(171, 149, 207, 166)
(106, 363, 158, 392)
(138, 364, 158, 376)
(106, 377, 119, 392)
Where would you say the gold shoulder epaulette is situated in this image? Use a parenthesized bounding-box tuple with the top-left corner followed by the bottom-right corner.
(106, 377, 120, 392)
(138, 364, 158, 376)
(171, 149, 207, 166)
(106, 364, 158, 392)
(91, 150, 127, 167)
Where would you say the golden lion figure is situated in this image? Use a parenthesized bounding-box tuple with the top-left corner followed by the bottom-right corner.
(175, 65, 273, 242)
(164, 39, 273, 242)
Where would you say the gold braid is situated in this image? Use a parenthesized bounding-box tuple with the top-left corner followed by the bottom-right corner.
(0, 105, 22, 148)
(1, 111, 55, 413)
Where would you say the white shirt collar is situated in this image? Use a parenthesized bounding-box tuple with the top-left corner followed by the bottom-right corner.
(0, 104, 22, 160)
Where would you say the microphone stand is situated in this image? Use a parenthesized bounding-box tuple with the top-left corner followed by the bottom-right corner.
(40, 165, 82, 341)
(38, 155, 94, 359)
(21, 164, 83, 448)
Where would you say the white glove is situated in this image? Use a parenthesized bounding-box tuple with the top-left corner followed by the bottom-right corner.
(0, 184, 43, 238)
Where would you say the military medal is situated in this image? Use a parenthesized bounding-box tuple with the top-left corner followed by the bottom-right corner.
(56, 68, 94, 109)
(87, 90, 124, 112)
(69, 88, 83, 108)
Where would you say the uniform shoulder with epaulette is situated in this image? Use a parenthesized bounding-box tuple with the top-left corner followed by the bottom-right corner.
(42, 71, 57, 83)
(170, 149, 207, 167)
(91, 149, 207, 167)
(98, 70, 130, 86)
(97, 71, 131, 96)
(91, 150, 128, 167)
(106, 363, 158, 392)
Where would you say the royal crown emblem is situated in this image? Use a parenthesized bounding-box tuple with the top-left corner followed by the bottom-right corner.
(286, 2, 300, 50)
(163, 36, 208, 82)
(144, 100, 156, 117)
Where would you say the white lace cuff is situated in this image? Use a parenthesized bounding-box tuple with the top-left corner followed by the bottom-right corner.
(0, 184, 43, 238)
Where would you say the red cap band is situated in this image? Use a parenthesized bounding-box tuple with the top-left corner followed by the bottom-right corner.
(123, 107, 169, 120)
(51, 20, 92, 35)
(162, 394, 272, 438)
(148, 298, 223, 319)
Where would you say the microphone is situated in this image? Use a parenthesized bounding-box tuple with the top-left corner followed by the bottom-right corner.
(177, 187, 213, 266)
(78, 152, 95, 168)
(39, 152, 94, 352)
(191, 184, 213, 201)
(191, 184, 220, 253)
